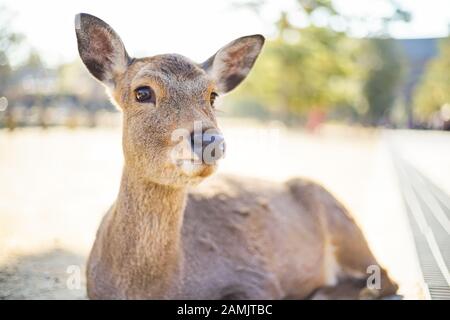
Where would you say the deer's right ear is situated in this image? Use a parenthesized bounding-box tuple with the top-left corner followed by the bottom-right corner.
(75, 13, 131, 86)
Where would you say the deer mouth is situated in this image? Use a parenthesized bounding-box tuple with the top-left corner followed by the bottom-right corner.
(175, 159, 217, 178)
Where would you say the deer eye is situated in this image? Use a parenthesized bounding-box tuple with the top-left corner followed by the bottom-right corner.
(210, 92, 218, 107)
(135, 86, 155, 103)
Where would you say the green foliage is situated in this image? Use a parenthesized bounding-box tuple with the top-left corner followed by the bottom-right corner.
(361, 38, 405, 125)
(413, 37, 450, 120)
(227, 25, 362, 123)
(297, 0, 337, 15)
(225, 0, 410, 126)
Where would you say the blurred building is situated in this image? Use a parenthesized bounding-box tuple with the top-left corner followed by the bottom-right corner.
(0, 60, 118, 129)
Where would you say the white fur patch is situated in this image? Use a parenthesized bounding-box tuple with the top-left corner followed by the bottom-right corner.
(179, 160, 202, 176)
(323, 242, 341, 286)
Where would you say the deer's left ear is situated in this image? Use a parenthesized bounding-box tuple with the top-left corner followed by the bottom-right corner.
(75, 13, 131, 87)
(201, 35, 265, 94)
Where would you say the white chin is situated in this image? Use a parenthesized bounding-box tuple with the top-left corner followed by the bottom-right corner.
(179, 160, 204, 176)
(178, 159, 216, 178)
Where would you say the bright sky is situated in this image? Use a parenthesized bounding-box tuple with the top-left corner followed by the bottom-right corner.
(1, 0, 450, 66)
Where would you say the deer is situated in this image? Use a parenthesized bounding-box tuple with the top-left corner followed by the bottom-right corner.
(75, 13, 398, 300)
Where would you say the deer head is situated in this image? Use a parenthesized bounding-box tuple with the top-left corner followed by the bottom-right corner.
(75, 13, 264, 187)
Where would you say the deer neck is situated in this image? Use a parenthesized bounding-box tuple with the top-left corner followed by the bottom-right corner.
(111, 168, 187, 297)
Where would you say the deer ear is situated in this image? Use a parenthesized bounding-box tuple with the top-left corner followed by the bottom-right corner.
(201, 34, 264, 94)
(75, 13, 131, 86)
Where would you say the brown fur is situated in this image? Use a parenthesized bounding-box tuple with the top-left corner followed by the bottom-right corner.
(75, 13, 398, 299)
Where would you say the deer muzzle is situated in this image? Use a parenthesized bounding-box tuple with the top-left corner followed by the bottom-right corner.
(190, 130, 226, 164)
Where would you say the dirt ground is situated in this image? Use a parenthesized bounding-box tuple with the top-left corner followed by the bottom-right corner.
(0, 120, 428, 299)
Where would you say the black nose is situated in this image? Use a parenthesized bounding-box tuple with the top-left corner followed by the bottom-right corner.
(190, 129, 225, 164)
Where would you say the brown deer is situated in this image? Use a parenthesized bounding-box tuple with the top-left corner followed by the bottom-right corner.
(75, 13, 398, 299)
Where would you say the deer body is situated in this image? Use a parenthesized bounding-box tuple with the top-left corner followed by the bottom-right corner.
(88, 174, 324, 299)
(76, 13, 398, 299)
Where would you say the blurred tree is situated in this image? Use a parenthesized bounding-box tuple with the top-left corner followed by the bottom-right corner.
(0, 7, 24, 130)
(413, 37, 450, 121)
(22, 51, 50, 128)
(0, 7, 23, 95)
(228, 1, 362, 124)
(297, 0, 337, 15)
(227, 0, 411, 126)
(361, 38, 405, 126)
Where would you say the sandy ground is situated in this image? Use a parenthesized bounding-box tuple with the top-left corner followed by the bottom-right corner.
(0, 119, 436, 299)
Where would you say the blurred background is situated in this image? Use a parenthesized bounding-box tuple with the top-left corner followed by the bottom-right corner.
(0, 0, 449, 299)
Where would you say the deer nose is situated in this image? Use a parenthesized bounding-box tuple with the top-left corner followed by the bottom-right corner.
(190, 129, 226, 164)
